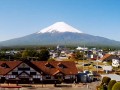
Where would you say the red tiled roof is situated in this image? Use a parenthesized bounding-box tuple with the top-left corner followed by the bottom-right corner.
(0, 61, 22, 75)
(100, 54, 112, 61)
(32, 61, 78, 76)
(0, 61, 78, 76)
(52, 70, 60, 75)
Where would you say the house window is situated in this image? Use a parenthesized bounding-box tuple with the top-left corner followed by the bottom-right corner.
(12, 72, 18, 75)
(30, 72, 36, 75)
(7, 75, 16, 79)
(33, 75, 40, 78)
(45, 63, 54, 68)
(46, 75, 51, 79)
(1, 63, 10, 68)
(58, 64, 67, 69)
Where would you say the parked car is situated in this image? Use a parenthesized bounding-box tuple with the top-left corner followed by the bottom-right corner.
(94, 65, 102, 68)
(82, 63, 91, 66)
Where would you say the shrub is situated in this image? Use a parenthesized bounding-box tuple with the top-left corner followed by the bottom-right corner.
(102, 77, 111, 85)
(100, 83, 110, 90)
(97, 77, 111, 90)
(97, 83, 107, 90)
(107, 80, 116, 90)
(48, 58, 55, 61)
(112, 82, 120, 90)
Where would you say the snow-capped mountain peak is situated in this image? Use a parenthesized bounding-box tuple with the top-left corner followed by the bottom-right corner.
(37, 22, 83, 33)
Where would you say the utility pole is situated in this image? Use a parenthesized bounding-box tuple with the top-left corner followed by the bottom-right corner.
(96, 52, 99, 73)
(83, 44, 85, 72)
(9, 55, 10, 61)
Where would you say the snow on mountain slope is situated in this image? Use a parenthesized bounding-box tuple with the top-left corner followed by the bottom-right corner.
(37, 22, 83, 33)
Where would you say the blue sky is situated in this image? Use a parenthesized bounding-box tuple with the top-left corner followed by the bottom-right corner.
(0, 0, 120, 41)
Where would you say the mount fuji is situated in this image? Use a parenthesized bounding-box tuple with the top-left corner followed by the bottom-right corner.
(37, 22, 82, 33)
(0, 22, 120, 47)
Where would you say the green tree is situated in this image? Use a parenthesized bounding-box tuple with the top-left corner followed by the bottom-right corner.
(74, 51, 84, 60)
(22, 50, 29, 59)
(0, 52, 6, 60)
(14, 52, 22, 60)
(22, 49, 38, 60)
(38, 49, 50, 61)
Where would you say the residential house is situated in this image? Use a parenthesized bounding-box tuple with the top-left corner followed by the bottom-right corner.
(0, 61, 78, 84)
(100, 54, 119, 62)
(112, 59, 120, 67)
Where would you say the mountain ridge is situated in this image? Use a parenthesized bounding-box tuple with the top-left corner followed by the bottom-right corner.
(0, 22, 120, 47)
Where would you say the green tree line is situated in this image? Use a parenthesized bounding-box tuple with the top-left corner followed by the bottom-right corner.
(0, 49, 50, 61)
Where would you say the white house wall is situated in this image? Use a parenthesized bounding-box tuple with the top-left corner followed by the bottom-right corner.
(7, 63, 41, 79)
